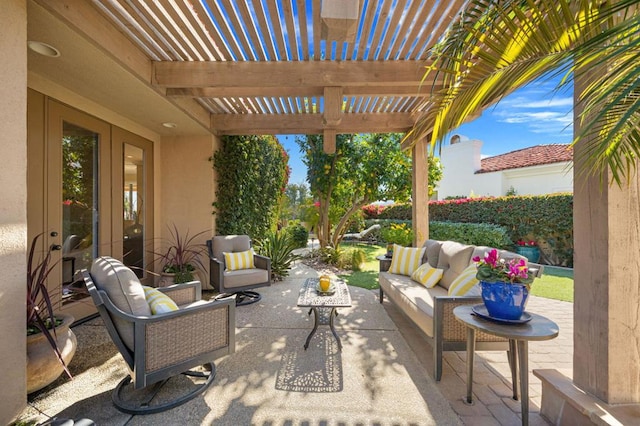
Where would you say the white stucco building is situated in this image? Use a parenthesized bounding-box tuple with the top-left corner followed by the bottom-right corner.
(436, 136, 573, 199)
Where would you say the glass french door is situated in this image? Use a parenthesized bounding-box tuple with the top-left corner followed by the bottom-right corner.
(46, 100, 112, 320)
(113, 127, 154, 283)
(27, 95, 155, 321)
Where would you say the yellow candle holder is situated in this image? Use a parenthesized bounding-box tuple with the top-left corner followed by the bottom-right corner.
(319, 275, 331, 292)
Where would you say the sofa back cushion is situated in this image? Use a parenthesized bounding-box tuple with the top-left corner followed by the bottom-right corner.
(422, 239, 442, 267)
(212, 235, 251, 268)
(91, 256, 151, 350)
(437, 241, 475, 289)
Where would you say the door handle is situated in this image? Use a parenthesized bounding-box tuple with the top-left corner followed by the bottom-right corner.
(50, 231, 58, 237)
(51, 244, 62, 251)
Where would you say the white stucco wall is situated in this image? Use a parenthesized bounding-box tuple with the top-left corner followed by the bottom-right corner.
(438, 139, 573, 198)
(438, 138, 487, 198)
(1, 1, 28, 422)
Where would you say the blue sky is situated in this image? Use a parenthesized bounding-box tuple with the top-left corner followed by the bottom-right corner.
(278, 76, 574, 185)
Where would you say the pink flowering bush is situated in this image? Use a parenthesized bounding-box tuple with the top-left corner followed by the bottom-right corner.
(473, 249, 534, 287)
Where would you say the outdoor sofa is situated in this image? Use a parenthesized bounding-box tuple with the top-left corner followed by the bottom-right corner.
(379, 239, 543, 381)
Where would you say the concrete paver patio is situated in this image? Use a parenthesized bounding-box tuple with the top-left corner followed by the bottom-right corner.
(384, 293, 573, 425)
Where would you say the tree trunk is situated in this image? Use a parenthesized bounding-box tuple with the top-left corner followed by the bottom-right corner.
(330, 200, 368, 248)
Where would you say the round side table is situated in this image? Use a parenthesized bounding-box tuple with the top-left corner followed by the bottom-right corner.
(453, 305, 559, 426)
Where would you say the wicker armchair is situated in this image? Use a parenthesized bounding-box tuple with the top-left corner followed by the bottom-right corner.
(207, 235, 271, 306)
(83, 257, 235, 414)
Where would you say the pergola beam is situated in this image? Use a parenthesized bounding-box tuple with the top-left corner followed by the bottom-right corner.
(166, 85, 436, 98)
(153, 60, 430, 88)
(211, 112, 414, 135)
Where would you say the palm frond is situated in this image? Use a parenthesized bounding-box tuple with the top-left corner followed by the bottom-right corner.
(410, 0, 640, 184)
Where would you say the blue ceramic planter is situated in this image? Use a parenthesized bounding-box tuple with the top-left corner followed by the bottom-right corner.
(480, 281, 529, 321)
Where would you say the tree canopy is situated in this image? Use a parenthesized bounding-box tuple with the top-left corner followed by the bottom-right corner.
(298, 133, 440, 248)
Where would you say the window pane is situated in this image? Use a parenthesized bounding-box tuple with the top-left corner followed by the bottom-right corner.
(62, 122, 98, 297)
(123, 143, 145, 277)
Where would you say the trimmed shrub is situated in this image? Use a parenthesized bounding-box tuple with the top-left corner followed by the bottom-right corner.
(429, 194, 573, 266)
(377, 203, 412, 220)
(429, 221, 512, 249)
(364, 219, 411, 242)
(286, 222, 309, 249)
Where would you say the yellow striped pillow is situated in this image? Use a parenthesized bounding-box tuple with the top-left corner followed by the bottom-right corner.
(411, 263, 444, 288)
(389, 244, 426, 276)
(448, 264, 480, 296)
(142, 286, 179, 315)
(223, 249, 255, 271)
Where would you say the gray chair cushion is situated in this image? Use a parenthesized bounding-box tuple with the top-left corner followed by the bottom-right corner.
(212, 235, 251, 268)
(91, 256, 150, 349)
(223, 268, 270, 288)
(436, 241, 475, 290)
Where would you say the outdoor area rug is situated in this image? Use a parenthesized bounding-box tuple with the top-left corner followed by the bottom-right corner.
(18, 264, 461, 425)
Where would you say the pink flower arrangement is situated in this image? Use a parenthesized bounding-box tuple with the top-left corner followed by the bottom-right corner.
(473, 249, 534, 286)
(516, 240, 537, 246)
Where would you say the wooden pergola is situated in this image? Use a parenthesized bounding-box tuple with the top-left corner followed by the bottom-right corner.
(37, 0, 463, 152)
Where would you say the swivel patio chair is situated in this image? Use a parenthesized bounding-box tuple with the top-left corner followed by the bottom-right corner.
(83, 256, 235, 414)
(207, 235, 271, 306)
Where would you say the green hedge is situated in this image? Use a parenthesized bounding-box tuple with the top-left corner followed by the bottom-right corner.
(212, 135, 289, 242)
(429, 221, 512, 249)
(363, 194, 573, 266)
(430, 194, 573, 266)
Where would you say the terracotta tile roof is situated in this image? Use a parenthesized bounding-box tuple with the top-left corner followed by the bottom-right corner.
(477, 144, 573, 173)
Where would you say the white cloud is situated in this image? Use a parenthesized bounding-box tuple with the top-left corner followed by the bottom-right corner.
(500, 96, 573, 109)
(495, 110, 573, 135)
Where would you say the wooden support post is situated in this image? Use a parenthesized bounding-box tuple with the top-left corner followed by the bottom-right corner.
(323, 129, 336, 154)
(412, 136, 429, 247)
(323, 86, 343, 127)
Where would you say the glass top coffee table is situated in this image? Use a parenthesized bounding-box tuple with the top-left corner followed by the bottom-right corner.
(297, 277, 352, 351)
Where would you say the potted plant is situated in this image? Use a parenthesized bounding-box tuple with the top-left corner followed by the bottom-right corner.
(27, 234, 77, 393)
(473, 249, 535, 321)
(515, 239, 541, 263)
(155, 224, 207, 286)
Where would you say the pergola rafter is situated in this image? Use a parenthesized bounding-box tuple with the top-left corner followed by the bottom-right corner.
(36, 0, 468, 145)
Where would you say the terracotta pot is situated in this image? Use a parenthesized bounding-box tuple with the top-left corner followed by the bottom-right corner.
(158, 272, 176, 287)
(27, 314, 77, 394)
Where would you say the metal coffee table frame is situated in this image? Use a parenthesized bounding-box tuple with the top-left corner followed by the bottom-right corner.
(297, 278, 352, 351)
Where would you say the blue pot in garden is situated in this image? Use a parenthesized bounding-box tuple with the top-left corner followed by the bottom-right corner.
(515, 246, 540, 263)
(480, 281, 529, 321)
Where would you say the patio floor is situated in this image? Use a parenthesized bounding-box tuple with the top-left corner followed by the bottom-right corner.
(18, 262, 573, 425)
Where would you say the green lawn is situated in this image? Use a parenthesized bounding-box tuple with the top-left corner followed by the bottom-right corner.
(338, 243, 574, 302)
(530, 273, 574, 302)
(338, 243, 386, 290)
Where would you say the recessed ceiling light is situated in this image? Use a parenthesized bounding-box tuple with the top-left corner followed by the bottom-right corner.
(27, 41, 60, 57)
(162, 122, 178, 128)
